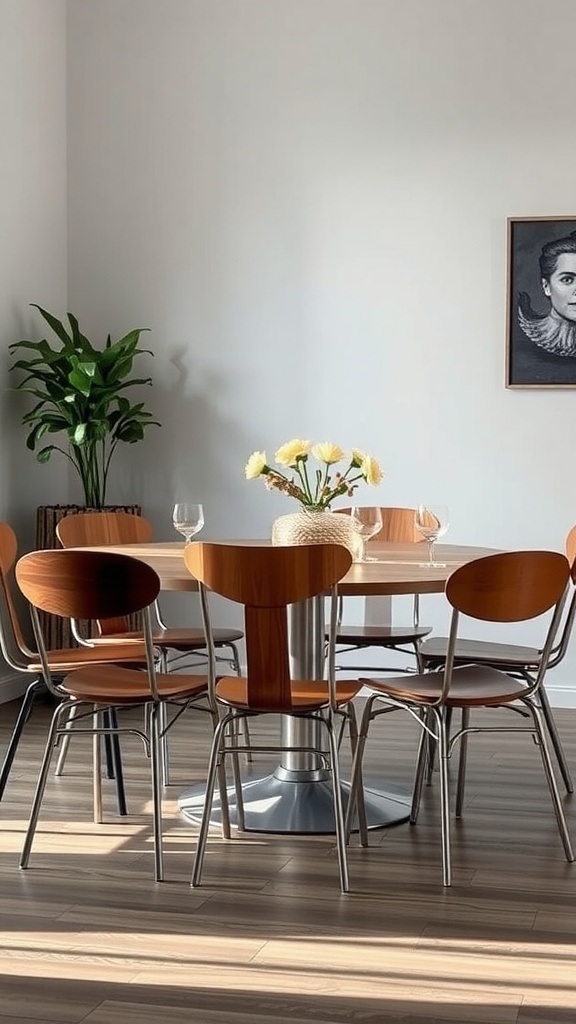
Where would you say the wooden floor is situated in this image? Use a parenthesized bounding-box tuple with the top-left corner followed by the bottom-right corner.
(0, 694, 575, 1023)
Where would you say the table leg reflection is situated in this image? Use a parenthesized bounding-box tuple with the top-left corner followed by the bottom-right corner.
(177, 596, 410, 833)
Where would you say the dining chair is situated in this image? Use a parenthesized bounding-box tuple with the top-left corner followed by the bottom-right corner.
(418, 524, 576, 798)
(15, 548, 231, 881)
(346, 549, 575, 886)
(56, 511, 243, 674)
(184, 541, 362, 893)
(57, 510, 249, 783)
(0, 521, 150, 810)
(329, 506, 432, 673)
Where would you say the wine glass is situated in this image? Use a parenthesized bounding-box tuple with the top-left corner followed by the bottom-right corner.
(172, 502, 205, 544)
(415, 504, 449, 567)
(349, 506, 383, 563)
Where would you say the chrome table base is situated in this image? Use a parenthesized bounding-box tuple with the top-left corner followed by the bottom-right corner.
(178, 765, 410, 834)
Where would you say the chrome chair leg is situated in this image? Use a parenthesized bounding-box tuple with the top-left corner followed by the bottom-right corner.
(93, 708, 103, 824)
(455, 707, 470, 818)
(437, 708, 452, 887)
(191, 713, 230, 887)
(20, 701, 74, 869)
(210, 709, 231, 840)
(410, 721, 430, 825)
(325, 713, 350, 893)
(159, 701, 171, 786)
(539, 685, 573, 794)
(529, 700, 574, 862)
(149, 702, 164, 882)
(230, 715, 246, 832)
(54, 700, 79, 776)
(0, 678, 45, 800)
(345, 702, 368, 846)
(344, 696, 374, 845)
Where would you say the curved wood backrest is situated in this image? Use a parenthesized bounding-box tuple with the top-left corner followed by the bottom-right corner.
(336, 506, 423, 543)
(186, 542, 352, 710)
(56, 511, 154, 547)
(566, 524, 576, 581)
(0, 521, 34, 657)
(446, 551, 570, 623)
(16, 550, 160, 621)
(56, 512, 154, 636)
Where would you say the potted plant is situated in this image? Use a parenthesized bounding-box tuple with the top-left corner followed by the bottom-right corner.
(9, 303, 161, 648)
(9, 303, 160, 508)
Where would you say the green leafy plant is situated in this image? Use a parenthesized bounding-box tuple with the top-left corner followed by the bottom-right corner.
(9, 304, 160, 508)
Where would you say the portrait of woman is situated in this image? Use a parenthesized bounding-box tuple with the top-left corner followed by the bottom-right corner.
(506, 217, 576, 388)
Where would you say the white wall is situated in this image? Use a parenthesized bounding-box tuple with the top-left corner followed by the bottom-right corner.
(64, 0, 576, 703)
(0, 0, 67, 697)
(2, 1, 576, 702)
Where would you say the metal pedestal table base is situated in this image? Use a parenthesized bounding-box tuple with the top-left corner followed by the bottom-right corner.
(178, 765, 410, 834)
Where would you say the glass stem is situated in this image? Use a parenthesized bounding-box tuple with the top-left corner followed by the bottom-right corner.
(428, 539, 435, 565)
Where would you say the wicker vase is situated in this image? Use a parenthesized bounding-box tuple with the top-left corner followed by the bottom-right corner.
(271, 509, 360, 559)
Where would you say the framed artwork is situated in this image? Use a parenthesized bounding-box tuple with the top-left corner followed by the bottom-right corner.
(506, 216, 576, 388)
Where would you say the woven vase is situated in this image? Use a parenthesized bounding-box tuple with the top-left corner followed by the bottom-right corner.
(271, 509, 360, 559)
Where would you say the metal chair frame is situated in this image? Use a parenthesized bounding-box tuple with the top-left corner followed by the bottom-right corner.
(419, 525, 576, 796)
(346, 550, 575, 886)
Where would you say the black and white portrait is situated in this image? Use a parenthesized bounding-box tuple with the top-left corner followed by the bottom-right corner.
(506, 217, 576, 388)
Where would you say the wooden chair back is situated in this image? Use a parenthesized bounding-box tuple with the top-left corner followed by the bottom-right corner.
(185, 542, 352, 710)
(336, 506, 423, 543)
(565, 524, 576, 580)
(56, 511, 154, 636)
(446, 551, 570, 623)
(56, 511, 153, 547)
(16, 550, 160, 623)
(0, 521, 35, 661)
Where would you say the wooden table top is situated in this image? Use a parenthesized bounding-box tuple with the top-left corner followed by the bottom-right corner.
(86, 540, 501, 596)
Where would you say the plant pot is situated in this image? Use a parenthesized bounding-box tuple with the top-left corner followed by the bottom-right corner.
(36, 504, 142, 650)
(271, 509, 360, 559)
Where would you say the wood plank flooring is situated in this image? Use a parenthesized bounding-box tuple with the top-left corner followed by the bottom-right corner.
(0, 694, 575, 1023)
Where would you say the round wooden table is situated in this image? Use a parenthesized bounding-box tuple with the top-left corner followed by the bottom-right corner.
(94, 540, 499, 833)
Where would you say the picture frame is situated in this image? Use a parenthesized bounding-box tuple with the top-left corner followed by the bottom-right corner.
(506, 216, 576, 389)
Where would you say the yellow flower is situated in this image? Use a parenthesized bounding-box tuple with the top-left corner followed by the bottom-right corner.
(311, 442, 345, 465)
(245, 438, 383, 511)
(275, 438, 311, 467)
(361, 454, 383, 486)
(245, 450, 267, 479)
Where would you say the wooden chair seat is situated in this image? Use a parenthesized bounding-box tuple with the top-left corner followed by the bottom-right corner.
(60, 664, 209, 705)
(361, 664, 530, 708)
(335, 624, 432, 646)
(216, 675, 361, 713)
(97, 625, 243, 651)
(420, 635, 539, 667)
(28, 642, 148, 673)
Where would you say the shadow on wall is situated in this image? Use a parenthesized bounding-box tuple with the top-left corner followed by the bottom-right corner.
(114, 344, 276, 543)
